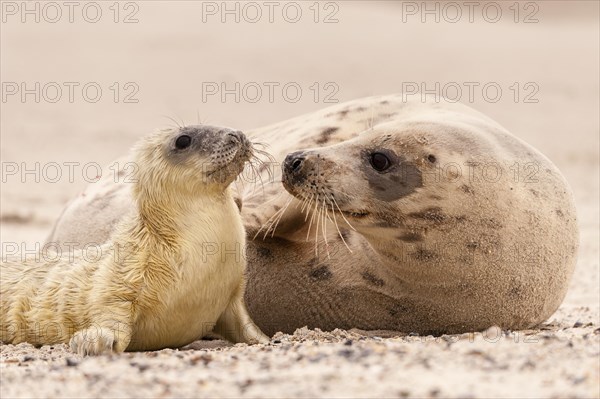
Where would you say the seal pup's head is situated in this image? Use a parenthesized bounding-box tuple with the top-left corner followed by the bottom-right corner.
(132, 125, 252, 200)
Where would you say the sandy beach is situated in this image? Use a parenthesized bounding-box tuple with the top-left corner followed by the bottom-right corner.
(1, 1, 598, 397)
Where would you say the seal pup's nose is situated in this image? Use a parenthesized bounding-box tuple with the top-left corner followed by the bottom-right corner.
(284, 152, 305, 175)
(226, 130, 243, 143)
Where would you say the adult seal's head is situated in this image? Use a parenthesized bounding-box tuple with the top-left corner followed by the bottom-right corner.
(280, 109, 578, 334)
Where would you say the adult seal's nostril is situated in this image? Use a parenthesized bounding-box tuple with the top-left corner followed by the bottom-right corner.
(291, 158, 303, 172)
(284, 152, 305, 174)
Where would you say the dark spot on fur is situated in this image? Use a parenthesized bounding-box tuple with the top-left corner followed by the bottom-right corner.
(310, 265, 332, 281)
(482, 218, 503, 229)
(338, 109, 350, 119)
(429, 194, 443, 200)
(427, 154, 437, 163)
(234, 197, 242, 211)
(460, 185, 474, 195)
(0, 213, 34, 224)
(316, 127, 340, 145)
(509, 279, 524, 299)
(388, 303, 410, 317)
(530, 189, 540, 197)
(90, 194, 114, 211)
(398, 232, 423, 242)
(363, 152, 423, 202)
(339, 229, 350, 242)
(408, 207, 467, 226)
(380, 100, 390, 104)
(361, 271, 385, 287)
(374, 221, 398, 228)
(466, 241, 479, 249)
(355, 106, 366, 112)
(555, 209, 564, 217)
(256, 246, 272, 258)
(411, 248, 439, 262)
(408, 207, 447, 224)
(273, 205, 281, 211)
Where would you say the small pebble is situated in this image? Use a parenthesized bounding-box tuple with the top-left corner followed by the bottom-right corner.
(65, 358, 79, 367)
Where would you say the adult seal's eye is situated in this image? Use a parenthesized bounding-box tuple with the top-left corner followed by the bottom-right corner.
(370, 152, 391, 172)
(175, 135, 192, 149)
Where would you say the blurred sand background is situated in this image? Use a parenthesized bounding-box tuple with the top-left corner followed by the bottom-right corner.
(1, 1, 598, 398)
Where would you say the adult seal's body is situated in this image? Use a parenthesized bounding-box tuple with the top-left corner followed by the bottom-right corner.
(45, 95, 578, 336)
(1, 125, 269, 355)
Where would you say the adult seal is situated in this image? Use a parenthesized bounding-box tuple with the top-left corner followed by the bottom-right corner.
(1, 125, 269, 355)
(45, 94, 579, 336)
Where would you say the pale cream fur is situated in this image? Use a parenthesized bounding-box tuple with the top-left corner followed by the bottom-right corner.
(1, 126, 269, 355)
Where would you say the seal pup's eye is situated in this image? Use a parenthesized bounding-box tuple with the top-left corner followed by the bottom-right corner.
(175, 135, 192, 149)
(370, 152, 391, 172)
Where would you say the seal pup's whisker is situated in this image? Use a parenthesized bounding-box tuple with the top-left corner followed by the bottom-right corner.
(252, 146, 277, 163)
(161, 115, 184, 129)
(366, 104, 376, 131)
(247, 161, 265, 197)
(249, 157, 274, 193)
(250, 141, 271, 149)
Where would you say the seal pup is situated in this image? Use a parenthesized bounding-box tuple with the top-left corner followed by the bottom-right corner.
(1, 125, 269, 355)
(45, 95, 579, 336)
